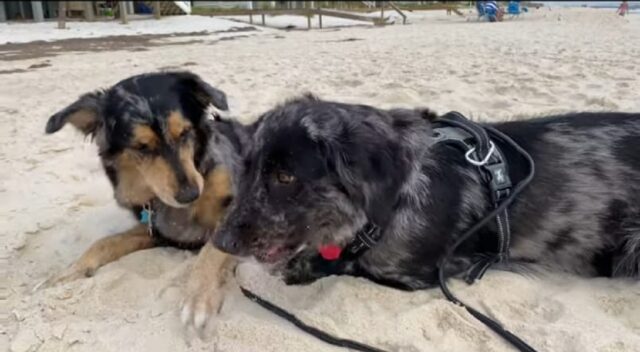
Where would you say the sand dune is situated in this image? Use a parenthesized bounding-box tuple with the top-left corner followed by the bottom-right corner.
(2, 8, 640, 352)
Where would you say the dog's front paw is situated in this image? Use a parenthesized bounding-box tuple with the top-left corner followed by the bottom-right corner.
(179, 244, 231, 333)
(180, 284, 225, 332)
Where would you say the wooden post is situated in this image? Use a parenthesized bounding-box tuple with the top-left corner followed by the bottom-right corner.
(84, 1, 95, 21)
(388, 1, 406, 25)
(0, 2, 6, 22)
(31, 1, 44, 22)
(318, 12, 322, 28)
(249, 13, 253, 24)
(57, 1, 66, 29)
(261, 13, 265, 25)
(307, 14, 311, 29)
(153, 1, 161, 19)
(119, 1, 128, 24)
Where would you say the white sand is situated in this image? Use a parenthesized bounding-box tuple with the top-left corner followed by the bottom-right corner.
(3, 8, 640, 352)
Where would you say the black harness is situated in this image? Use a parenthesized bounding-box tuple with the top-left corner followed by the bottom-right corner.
(240, 112, 537, 352)
(343, 111, 514, 280)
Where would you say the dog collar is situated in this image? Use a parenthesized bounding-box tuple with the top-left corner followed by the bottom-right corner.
(318, 222, 381, 261)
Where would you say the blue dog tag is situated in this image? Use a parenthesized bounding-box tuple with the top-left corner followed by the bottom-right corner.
(140, 209, 150, 224)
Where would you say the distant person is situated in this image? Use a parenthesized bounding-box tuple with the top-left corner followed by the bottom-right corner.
(485, 1, 504, 22)
(617, 1, 629, 16)
(476, 0, 486, 19)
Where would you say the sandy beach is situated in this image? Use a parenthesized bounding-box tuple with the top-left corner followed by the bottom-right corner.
(2, 7, 640, 352)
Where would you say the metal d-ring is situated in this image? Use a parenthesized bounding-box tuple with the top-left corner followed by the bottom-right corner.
(465, 141, 496, 166)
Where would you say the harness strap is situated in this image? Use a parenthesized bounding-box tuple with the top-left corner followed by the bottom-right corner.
(467, 142, 513, 282)
(435, 111, 492, 159)
(431, 112, 513, 283)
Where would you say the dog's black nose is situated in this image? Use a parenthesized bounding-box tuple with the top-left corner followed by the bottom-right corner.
(175, 185, 200, 204)
(213, 230, 242, 255)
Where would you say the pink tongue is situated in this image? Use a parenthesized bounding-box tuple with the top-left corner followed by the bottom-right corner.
(319, 245, 342, 261)
(266, 246, 283, 259)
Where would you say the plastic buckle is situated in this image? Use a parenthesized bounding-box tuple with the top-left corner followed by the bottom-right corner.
(485, 162, 512, 193)
(347, 223, 380, 256)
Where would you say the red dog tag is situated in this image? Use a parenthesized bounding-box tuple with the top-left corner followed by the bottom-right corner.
(318, 245, 342, 261)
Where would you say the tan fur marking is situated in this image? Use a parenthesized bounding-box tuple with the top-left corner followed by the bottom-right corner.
(181, 143, 204, 197)
(192, 166, 232, 229)
(187, 243, 232, 291)
(114, 151, 156, 205)
(168, 111, 191, 140)
(114, 143, 202, 207)
(135, 152, 181, 207)
(43, 225, 154, 286)
(67, 110, 98, 133)
(132, 125, 159, 149)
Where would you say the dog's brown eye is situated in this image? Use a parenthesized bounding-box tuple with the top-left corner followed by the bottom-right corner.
(133, 143, 152, 154)
(180, 128, 193, 142)
(276, 171, 295, 184)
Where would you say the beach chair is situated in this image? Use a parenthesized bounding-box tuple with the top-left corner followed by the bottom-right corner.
(507, 1, 521, 18)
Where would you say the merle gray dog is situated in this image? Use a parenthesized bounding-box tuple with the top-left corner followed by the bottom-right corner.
(213, 94, 640, 290)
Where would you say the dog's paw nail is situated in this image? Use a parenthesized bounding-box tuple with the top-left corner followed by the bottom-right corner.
(180, 303, 193, 326)
(32, 279, 48, 292)
(194, 307, 208, 330)
(180, 288, 224, 332)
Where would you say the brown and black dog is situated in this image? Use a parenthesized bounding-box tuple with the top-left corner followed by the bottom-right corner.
(43, 71, 250, 329)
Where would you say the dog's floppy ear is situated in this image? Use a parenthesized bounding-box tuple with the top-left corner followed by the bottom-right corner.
(303, 112, 406, 228)
(45, 91, 104, 135)
(176, 72, 229, 112)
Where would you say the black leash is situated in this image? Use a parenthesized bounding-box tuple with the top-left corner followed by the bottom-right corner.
(240, 287, 386, 352)
(239, 112, 538, 352)
(435, 119, 538, 352)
